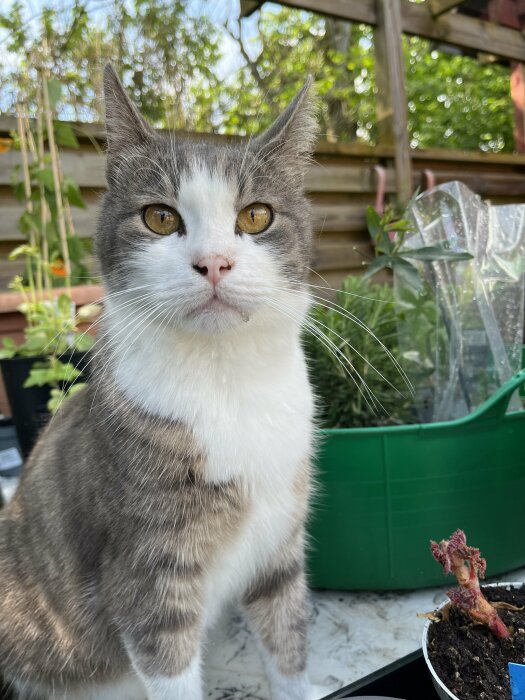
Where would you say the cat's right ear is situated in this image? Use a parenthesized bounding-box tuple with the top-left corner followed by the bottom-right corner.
(103, 63, 154, 156)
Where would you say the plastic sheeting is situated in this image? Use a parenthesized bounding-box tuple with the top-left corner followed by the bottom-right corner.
(396, 181, 525, 422)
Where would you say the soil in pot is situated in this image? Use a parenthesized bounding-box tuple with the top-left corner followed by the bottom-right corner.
(428, 585, 525, 700)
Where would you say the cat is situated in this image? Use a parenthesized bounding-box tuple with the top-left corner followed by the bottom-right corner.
(0, 63, 318, 700)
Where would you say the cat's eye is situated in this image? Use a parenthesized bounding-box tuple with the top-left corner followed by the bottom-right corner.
(143, 205, 181, 235)
(236, 203, 272, 235)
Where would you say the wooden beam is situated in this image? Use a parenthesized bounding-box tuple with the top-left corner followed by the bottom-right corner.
(255, 0, 525, 63)
(374, 0, 412, 203)
(400, 0, 525, 62)
(429, 0, 465, 18)
(251, 0, 377, 25)
(239, 1, 263, 18)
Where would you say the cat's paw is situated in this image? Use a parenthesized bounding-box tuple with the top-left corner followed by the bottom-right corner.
(270, 672, 314, 700)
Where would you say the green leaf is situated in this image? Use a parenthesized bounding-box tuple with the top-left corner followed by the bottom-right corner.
(62, 176, 85, 208)
(47, 388, 65, 413)
(387, 219, 413, 232)
(0, 338, 17, 359)
(23, 367, 54, 388)
(8, 244, 39, 260)
(67, 382, 87, 398)
(363, 256, 389, 279)
(47, 78, 62, 109)
(67, 234, 84, 262)
(365, 206, 382, 241)
(51, 360, 82, 383)
(47, 382, 86, 413)
(35, 168, 55, 191)
(18, 211, 40, 236)
(400, 244, 473, 262)
(57, 293, 73, 317)
(392, 258, 423, 291)
(54, 122, 79, 148)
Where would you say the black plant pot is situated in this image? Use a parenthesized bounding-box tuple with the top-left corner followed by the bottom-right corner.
(0, 352, 89, 458)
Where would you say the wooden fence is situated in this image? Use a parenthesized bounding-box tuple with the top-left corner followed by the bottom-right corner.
(2, 115, 525, 292)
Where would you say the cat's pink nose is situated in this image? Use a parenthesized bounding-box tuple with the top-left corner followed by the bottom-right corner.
(193, 255, 233, 285)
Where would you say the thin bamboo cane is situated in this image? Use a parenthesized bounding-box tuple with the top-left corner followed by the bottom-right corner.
(23, 115, 43, 296)
(41, 73, 72, 291)
(36, 81, 51, 296)
(16, 104, 37, 304)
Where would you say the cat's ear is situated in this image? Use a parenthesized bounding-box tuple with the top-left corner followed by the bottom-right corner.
(103, 63, 154, 153)
(252, 77, 318, 170)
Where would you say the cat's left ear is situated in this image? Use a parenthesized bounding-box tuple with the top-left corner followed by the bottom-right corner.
(252, 77, 318, 172)
(103, 63, 154, 154)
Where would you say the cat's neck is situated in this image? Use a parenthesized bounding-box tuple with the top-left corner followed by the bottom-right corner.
(100, 300, 309, 422)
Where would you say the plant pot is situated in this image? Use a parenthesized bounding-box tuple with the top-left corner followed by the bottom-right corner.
(307, 370, 525, 590)
(422, 582, 522, 700)
(0, 352, 89, 457)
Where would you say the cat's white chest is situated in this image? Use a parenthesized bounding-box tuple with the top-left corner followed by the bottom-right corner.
(112, 320, 313, 618)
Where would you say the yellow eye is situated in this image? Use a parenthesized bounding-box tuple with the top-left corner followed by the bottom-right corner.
(143, 205, 181, 235)
(236, 203, 272, 234)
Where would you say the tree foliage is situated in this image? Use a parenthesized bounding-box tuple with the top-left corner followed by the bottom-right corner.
(0, 1, 516, 152)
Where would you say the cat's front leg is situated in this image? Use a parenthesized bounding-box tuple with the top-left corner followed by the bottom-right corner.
(243, 544, 313, 700)
(108, 558, 204, 700)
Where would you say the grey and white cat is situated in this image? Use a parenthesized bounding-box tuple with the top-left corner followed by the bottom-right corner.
(0, 64, 318, 700)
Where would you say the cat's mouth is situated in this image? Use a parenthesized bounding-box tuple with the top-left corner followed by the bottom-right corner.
(190, 294, 244, 317)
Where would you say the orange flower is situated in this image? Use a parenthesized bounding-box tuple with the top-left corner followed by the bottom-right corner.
(50, 259, 67, 277)
(0, 137, 13, 153)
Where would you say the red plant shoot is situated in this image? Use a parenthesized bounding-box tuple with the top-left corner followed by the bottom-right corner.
(430, 529, 510, 639)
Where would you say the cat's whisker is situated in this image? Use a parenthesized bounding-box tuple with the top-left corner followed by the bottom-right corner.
(266, 297, 383, 415)
(52, 298, 161, 415)
(87, 299, 169, 412)
(300, 278, 393, 303)
(40, 285, 158, 357)
(274, 287, 409, 398)
(276, 284, 414, 396)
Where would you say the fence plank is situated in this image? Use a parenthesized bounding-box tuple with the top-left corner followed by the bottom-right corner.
(429, 0, 465, 17)
(375, 0, 413, 203)
(253, 0, 525, 63)
(0, 203, 98, 240)
(0, 150, 106, 188)
(305, 164, 396, 192)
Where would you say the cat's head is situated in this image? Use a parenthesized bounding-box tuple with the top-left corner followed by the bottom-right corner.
(97, 64, 318, 336)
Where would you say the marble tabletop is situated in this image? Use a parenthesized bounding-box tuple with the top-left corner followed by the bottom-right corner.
(203, 567, 525, 700)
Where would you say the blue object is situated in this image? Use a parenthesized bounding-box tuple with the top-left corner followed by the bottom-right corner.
(509, 663, 525, 699)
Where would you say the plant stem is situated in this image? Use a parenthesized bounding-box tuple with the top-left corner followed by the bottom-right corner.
(41, 71, 71, 292)
(17, 104, 37, 305)
(36, 78, 51, 297)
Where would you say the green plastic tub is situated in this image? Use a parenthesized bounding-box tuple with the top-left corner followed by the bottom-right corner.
(307, 369, 525, 590)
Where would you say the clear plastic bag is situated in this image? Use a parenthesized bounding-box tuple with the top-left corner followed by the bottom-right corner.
(396, 181, 525, 422)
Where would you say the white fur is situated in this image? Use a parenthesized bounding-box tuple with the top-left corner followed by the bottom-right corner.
(131, 656, 201, 700)
(14, 674, 146, 700)
(106, 163, 314, 696)
(260, 645, 315, 700)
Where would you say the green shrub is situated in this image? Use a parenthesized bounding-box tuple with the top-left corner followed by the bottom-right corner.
(304, 275, 414, 428)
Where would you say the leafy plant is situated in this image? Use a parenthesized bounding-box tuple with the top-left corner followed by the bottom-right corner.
(429, 530, 516, 639)
(364, 204, 473, 291)
(304, 275, 414, 428)
(0, 70, 98, 412)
